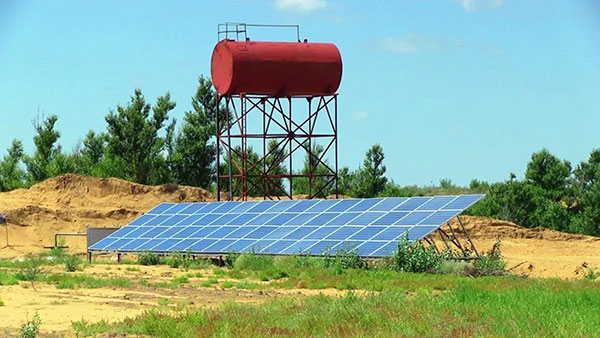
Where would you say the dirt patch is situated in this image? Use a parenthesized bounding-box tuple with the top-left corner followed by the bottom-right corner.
(0, 264, 348, 335)
(445, 216, 600, 279)
(0, 174, 213, 258)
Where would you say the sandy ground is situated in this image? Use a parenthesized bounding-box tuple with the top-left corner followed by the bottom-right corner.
(0, 174, 598, 278)
(0, 264, 349, 336)
(449, 216, 600, 278)
(1, 174, 600, 335)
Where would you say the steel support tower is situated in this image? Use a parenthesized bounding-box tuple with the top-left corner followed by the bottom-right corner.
(216, 94, 338, 201)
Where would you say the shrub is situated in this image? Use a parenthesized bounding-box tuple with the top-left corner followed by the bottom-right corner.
(224, 252, 240, 268)
(437, 260, 471, 275)
(583, 267, 599, 281)
(165, 252, 194, 270)
(391, 237, 444, 273)
(321, 247, 367, 272)
(19, 313, 42, 338)
(233, 253, 275, 271)
(15, 256, 45, 281)
(138, 252, 160, 266)
(471, 241, 507, 276)
(63, 255, 81, 272)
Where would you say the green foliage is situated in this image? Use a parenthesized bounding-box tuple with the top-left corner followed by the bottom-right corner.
(583, 267, 599, 281)
(351, 144, 388, 198)
(63, 255, 82, 272)
(169, 76, 216, 188)
(165, 252, 193, 270)
(294, 144, 336, 198)
(45, 273, 131, 289)
(72, 279, 600, 337)
(15, 256, 45, 281)
(322, 247, 367, 271)
(471, 241, 507, 276)
(19, 313, 42, 338)
(569, 182, 600, 236)
(0, 270, 19, 285)
(390, 237, 444, 273)
(525, 148, 572, 195)
(233, 253, 274, 271)
(104, 88, 176, 184)
(0, 139, 27, 191)
(437, 260, 471, 275)
(138, 252, 160, 266)
(219, 145, 263, 197)
(23, 115, 64, 183)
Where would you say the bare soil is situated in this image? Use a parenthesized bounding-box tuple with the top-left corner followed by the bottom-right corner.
(0, 175, 599, 335)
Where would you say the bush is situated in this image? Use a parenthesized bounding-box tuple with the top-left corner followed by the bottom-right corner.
(471, 241, 507, 276)
(583, 267, 599, 281)
(165, 252, 193, 270)
(15, 256, 44, 281)
(437, 260, 471, 275)
(138, 252, 160, 266)
(322, 247, 367, 271)
(391, 237, 444, 273)
(233, 253, 274, 271)
(63, 255, 81, 272)
(19, 313, 42, 338)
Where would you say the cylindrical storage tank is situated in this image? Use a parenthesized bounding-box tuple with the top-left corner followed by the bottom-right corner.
(211, 40, 342, 96)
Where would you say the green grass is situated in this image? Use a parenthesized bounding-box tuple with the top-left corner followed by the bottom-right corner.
(0, 270, 19, 285)
(44, 274, 131, 289)
(200, 278, 219, 288)
(235, 280, 263, 290)
(221, 281, 235, 289)
(72, 277, 600, 337)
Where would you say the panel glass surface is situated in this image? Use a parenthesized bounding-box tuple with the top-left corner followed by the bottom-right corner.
(89, 195, 484, 257)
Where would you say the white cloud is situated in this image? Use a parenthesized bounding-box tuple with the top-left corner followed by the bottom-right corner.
(376, 34, 446, 54)
(275, 0, 328, 13)
(457, 0, 504, 12)
(351, 111, 369, 121)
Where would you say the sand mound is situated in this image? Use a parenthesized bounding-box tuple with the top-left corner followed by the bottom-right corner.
(451, 216, 600, 243)
(0, 174, 213, 257)
(0, 178, 598, 278)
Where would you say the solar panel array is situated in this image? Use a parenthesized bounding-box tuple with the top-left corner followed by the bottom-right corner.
(89, 195, 484, 257)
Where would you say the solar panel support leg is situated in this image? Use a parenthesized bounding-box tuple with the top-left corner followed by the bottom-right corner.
(422, 237, 439, 254)
(456, 216, 480, 258)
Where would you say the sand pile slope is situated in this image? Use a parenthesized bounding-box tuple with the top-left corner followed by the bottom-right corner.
(0, 178, 598, 278)
(0, 174, 212, 257)
(449, 216, 600, 279)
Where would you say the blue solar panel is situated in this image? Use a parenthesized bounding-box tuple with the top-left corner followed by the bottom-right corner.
(328, 199, 360, 212)
(395, 197, 430, 211)
(370, 198, 406, 211)
(130, 215, 156, 226)
(349, 198, 383, 212)
(328, 227, 362, 240)
(147, 203, 175, 214)
(308, 240, 341, 254)
(89, 195, 484, 257)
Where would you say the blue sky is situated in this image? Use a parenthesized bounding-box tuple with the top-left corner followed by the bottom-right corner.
(1, 0, 599, 186)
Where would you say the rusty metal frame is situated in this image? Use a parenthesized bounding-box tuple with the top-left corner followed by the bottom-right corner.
(216, 94, 338, 201)
(424, 215, 481, 260)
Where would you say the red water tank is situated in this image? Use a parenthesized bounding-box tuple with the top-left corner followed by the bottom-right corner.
(211, 40, 342, 96)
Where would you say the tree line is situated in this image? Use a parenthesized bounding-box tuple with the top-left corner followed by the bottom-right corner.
(0, 76, 598, 236)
